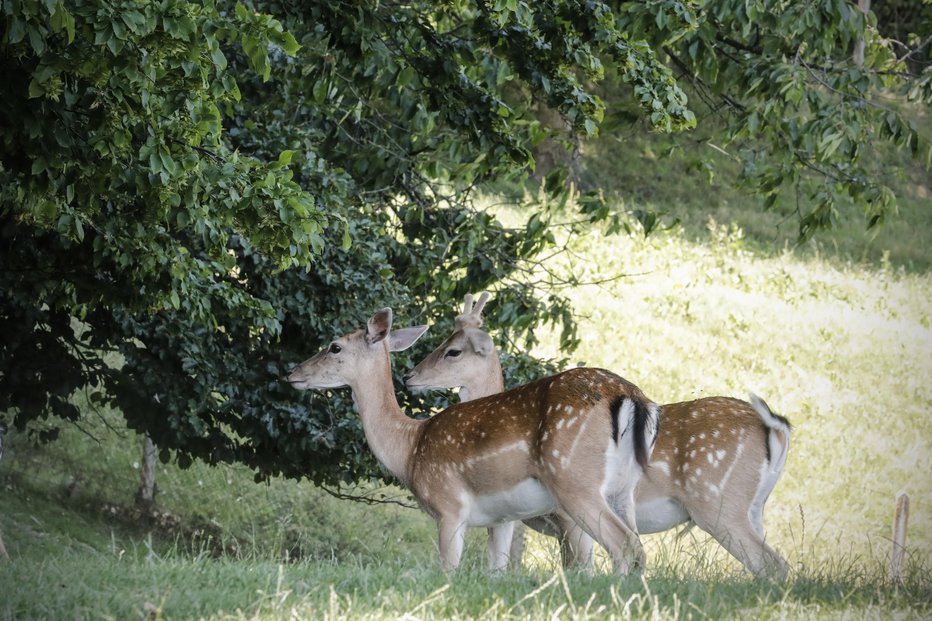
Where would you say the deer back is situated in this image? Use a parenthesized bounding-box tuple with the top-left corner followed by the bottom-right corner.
(408, 367, 660, 498)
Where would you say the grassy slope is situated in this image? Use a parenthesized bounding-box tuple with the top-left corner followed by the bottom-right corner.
(2, 126, 931, 619)
(580, 106, 932, 272)
(524, 222, 932, 570)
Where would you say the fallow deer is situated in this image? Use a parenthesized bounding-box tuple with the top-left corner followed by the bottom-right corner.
(288, 308, 661, 573)
(405, 293, 791, 580)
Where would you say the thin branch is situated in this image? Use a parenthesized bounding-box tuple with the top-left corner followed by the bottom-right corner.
(68, 418, 101, 445)
(167, 138, 226, 164)
(317, 483, 419, 509)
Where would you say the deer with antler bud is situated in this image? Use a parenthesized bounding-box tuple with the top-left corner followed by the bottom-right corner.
(405, 293, 791, 580)
(288, 307, 660, 573)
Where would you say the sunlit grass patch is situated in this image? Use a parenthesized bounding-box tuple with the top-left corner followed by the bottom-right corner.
(517, 216, 931, 572)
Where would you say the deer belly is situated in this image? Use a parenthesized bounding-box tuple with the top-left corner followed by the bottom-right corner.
(467, 478, 557, 527)
(635, 496, 690, 533)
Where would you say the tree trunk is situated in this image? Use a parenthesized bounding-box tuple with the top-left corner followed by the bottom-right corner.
(853, 0, 871, 67)
(135, 434, 157, 511)
(529, 104, 582, 187)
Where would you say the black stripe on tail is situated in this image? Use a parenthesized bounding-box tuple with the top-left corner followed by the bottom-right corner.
(754, 395, 792, 463)
(610, 396, 656, 470)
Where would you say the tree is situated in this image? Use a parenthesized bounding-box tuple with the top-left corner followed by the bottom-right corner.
(0, 0, 690, 485)
(598, 0, 932, 239)
(1, 0, 928, 487)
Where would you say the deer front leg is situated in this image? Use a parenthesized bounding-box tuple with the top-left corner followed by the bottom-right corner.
(508, 521, 526, 569)
(487, 521, 515, 571)
(437, 516, 467, 572)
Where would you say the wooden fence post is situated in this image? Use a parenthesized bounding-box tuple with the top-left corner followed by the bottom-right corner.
(891, 492, 910, 584)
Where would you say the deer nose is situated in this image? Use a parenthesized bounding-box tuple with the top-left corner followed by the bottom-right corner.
(403, 372, 415, 385)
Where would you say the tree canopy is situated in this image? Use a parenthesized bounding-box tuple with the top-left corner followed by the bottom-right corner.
(1, 0, 928, 485)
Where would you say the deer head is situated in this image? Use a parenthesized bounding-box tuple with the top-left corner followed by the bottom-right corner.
(289, 308, 427, 391)
(404, 293, 503, 400)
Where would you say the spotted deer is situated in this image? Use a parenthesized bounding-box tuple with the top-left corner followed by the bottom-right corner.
(405, 293, 791, 580)
(288, 308, 661, 574)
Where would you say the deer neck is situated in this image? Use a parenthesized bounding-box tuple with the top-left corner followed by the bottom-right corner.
(459, 355, 505, 402)
(349, 356, 423, 483)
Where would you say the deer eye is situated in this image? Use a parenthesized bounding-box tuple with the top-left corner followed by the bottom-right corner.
(444, 349, 462, 359)
(328, 343, 342, 354)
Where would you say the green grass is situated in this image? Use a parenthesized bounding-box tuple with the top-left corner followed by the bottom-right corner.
(3, 217, 930, 618)
(2, 125, 931, 618)
(1, 552, 928, 620)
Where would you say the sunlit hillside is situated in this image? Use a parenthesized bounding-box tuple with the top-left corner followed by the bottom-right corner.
(499, 212, 932, 574)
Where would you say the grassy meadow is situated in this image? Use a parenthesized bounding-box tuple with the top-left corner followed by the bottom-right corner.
(2, 134, 931, 618)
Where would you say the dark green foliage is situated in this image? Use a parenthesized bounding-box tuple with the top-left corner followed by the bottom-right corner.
(3, 0, 669, 484)
(607, 0, 931, 240)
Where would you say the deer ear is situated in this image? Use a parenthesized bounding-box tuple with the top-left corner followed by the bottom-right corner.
(389, 325, 428, 352)
(467, 330, 495, 357)
(366, 308, 393, 344)
(472, 292, 491, 317)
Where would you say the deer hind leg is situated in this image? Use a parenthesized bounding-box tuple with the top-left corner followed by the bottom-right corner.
(550, 510, 594, 570)
(486, 521, 515, 571)
(692, 510, 788, 581)
(556, 491, 644, 575)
